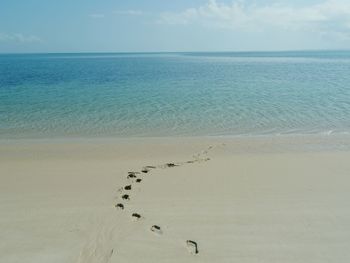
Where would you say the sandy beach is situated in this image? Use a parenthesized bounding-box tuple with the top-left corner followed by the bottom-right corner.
(3, 1, 350, 262)
(1, 136, 350, 263)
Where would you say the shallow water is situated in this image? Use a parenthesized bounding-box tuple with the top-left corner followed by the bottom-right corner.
(1, 51, 350, 138)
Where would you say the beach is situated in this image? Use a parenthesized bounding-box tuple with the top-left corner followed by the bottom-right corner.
(1, 135, 350, 262)
(2, 3, 350, 262)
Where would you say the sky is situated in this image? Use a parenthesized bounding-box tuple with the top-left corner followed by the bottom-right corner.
(1, 0, 350, 53)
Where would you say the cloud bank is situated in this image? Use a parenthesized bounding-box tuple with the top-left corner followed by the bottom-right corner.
(0, 33, 42, 43)
(159, 0, 350, 40)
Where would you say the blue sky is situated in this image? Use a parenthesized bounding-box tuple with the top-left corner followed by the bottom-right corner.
(1, 0, 350, 53)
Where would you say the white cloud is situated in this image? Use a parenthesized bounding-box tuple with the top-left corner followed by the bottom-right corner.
(0, 33, 42, 43)
(159, 0, 350, 38)
(113, 10, 144, 16)
(89, 13, 105, 19)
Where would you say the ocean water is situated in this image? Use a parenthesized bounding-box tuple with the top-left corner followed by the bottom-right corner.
(1, 51, 350, 139)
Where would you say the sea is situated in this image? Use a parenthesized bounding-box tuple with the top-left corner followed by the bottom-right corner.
(1, 51, 350, 139)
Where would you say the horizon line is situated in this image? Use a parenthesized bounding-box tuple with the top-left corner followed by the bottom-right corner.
(1, 49, 350, 55)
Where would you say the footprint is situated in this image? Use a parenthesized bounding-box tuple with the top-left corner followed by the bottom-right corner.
(124, 185, 132, 190)
(136, 178, 142, 183)
(127, 173, 137, 179)
(166, 163, 177, 167)
(115, 203, 124, 210)
(150, 225, 162, 235)
(186, 240, 199, 255)
(141, 168, 149, 173)
(131, 213, 142, 221)
(121, 194, 130, 200)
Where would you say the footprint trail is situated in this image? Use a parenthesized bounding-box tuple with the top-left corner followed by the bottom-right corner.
(111, 144, 221, 257)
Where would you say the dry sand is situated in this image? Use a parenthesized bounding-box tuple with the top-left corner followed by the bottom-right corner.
(1, 136, 350, 262)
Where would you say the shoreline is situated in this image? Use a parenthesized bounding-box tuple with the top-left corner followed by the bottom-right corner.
(2, 130, 350, 141)
(1, 133, 350, 155)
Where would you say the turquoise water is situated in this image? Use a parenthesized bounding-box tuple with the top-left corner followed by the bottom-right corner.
(1, 51, 350, 138)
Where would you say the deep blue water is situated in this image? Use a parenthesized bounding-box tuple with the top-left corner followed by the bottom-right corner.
(1, 51, 350, 138)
